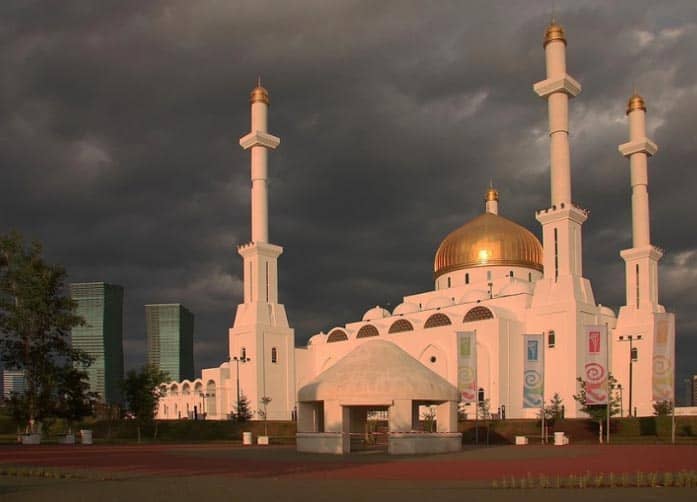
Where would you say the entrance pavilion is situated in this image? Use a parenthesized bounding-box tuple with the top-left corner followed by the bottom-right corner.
(296, 340, 462, 454)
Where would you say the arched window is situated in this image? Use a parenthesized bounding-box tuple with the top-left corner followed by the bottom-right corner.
(424, 313, 452, 328)
(241, 347, 247, 359)
(509, 270, 514, 278)
(548, 331, 556, 348)
(447, 277, 451, 288)
(528, 272, 532, 282)
(388, 319, 414, 334)
(327, 329, 348, 343)
(463, 306, 494, 322)
(356, 324, 379, 338)
(271, 347, 278, 363)
(465, 273, 470, 284)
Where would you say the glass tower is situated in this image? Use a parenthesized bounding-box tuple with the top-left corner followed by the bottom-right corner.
(146, 304, 194, 381)
(70, 282, 124, 403)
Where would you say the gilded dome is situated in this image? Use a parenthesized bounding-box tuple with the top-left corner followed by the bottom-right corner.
(434, 212, 543, 278)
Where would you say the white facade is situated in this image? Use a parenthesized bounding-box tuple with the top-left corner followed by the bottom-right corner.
(157, 22, 676, 423)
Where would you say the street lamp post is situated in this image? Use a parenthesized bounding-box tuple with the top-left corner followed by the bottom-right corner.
(232, 355, 251, 420)
(618, 335, 641, 417)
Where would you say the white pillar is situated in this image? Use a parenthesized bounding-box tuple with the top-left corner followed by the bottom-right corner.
(619, 95, 657, 248)
(618, 94, 661, 310)
(240, 83, 280, 244)
(534, 22, 581, 207)
(533, 22, 586, 281)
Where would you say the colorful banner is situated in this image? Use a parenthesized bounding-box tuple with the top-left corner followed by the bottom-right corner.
(457, 331, 477, 404)
(523, 334, 544, 408)
(583, 325, 608, 405)
(652, 313, 675, 402)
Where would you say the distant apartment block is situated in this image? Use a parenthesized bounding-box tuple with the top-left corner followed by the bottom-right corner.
(2, 370, 26, 400)
(146, 304, 194, 382)
(692, 375, 697, 406)
(70, 282, 124, 404)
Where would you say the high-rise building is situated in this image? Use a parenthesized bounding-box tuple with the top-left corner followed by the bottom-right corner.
(146, 304, 194, 382)
(692, 375, 697, 406)
(2, 370, 25, 400)
(70, 282, 124, 404)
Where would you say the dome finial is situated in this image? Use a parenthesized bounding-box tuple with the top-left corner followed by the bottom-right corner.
(250, 76, 270, 105)
(485, 183, 499, 215)
(626, 88, 646, 115)
(544, 17, 566, 47)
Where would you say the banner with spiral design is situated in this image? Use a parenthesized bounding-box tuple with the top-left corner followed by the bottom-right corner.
(523, 334, 544, 408)
(652, 314, 675, 402)
(457, 331, 477, 403)
(584, 325, 608, 405)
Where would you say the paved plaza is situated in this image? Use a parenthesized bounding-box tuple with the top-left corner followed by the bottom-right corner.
(1, 443, 696, 501)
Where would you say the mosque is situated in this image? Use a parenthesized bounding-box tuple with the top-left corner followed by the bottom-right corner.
(156, 21, 676, 454)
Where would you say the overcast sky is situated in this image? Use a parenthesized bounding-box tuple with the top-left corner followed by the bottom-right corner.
(2, 1, 696, 402)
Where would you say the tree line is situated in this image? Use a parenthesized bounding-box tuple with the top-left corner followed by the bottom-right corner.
(0, 231, 168, 439)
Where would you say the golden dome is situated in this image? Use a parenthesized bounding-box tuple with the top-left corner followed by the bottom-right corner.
(250, 82, 270, 105)
(544, 21, 566, 47)
(434, 212, 543, 278)
(626, 92, 646, 115)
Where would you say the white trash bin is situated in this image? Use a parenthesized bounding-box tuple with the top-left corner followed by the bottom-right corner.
(554, 432, 567, 446)
(242, 431, 253, 445)
(80, 429, 93, 445)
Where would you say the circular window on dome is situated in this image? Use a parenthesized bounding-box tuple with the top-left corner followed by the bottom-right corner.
(424, 313, 452, 328)
(430, 356, 437, 363)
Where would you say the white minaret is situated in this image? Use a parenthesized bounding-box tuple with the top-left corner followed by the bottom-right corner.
(530, 21, 598, 419)
(533, 21, 589, 282)
(240, 80, 279, 243)
(618, 93, 662, 310)
(614, 93, 674, 418)
(229, 81, 296, 421)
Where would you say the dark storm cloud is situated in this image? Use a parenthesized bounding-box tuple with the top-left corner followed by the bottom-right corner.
(2, 1, 696, 400)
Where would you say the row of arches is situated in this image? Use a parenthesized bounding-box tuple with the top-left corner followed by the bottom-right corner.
(165, 379, 216, 396)
(326, 306, 494, 343)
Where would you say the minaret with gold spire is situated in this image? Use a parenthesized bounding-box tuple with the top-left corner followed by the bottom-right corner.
(530, 20, 598, 419)
(614, 92, 675, 417)
(618, 92, 662, 310)
(229, 80, 296, 421)
(533, 20, 590, 284)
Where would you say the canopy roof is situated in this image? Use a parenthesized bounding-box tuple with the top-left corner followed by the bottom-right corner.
(298, 340, 458, 402)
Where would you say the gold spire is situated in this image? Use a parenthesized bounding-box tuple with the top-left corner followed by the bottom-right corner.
(485, 184, 499, 202)
(250, 76, 270, 105)
(544, 20, 567, 47)
(626, 91, 646, 115)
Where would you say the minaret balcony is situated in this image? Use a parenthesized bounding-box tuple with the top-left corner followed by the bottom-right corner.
(239, 131, 280, 150)
(618, 138, 658, 157)
(533, 75, 581, 98)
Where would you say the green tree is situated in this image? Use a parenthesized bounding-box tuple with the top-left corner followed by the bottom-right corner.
(573, 374, 621, 442)
(0, 231, 91, 432)
(652, 400, 673, 416)
(55, 367, 98, 432)
(122, 365, 169, 442)
(234, 393, 253, 422)
(544, 392, 564, 421)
